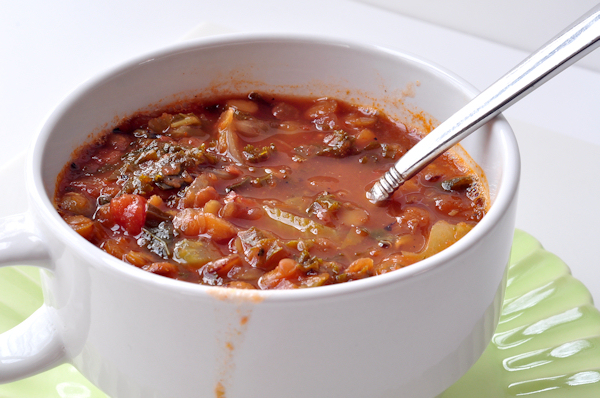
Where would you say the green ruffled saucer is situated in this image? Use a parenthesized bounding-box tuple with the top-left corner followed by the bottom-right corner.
(1, 230, 599, 397)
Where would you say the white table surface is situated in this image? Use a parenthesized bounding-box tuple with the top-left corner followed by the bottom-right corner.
(2, 0, 599, 307)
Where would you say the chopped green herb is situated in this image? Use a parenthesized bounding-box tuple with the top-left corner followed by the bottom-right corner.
(242, 144, 276, 163)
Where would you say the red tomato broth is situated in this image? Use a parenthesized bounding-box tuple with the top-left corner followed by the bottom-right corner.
(54, 93, 488, 289)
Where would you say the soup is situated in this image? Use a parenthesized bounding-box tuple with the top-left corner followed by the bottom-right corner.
(55, 93, 488, 289)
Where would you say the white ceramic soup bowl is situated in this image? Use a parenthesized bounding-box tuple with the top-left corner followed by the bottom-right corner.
(0, 34, 519, 398)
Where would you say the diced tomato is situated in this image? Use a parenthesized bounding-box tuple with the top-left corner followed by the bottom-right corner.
(110, 194, 147, 235)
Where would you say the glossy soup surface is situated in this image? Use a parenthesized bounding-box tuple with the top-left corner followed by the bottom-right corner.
(55, 93, 488, 289)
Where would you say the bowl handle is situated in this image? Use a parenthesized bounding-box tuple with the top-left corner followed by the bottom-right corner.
(0, 213, 66, 383)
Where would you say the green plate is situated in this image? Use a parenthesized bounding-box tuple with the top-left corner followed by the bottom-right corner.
(1, 230, 599, 397)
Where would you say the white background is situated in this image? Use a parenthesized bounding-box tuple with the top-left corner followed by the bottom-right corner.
(363, 0, 600, 72)
(1, 0, 599, 306)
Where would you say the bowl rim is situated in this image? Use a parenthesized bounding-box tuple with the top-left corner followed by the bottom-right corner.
(29, 32, 521, 302)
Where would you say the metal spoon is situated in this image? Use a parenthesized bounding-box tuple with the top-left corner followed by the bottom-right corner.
(367, 4, 600, 203)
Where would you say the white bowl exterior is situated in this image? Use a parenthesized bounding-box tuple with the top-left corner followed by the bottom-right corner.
(28, 34, 519, 398)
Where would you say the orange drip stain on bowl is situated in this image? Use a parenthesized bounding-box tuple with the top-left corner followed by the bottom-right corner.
(208, 287, 263, 397)
(215, 382, 226, 398)
(408, 109, 437, 134)
(401, 82, 417, 98)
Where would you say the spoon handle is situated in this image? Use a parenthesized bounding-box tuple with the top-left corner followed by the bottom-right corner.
(367, 4, 600, 203)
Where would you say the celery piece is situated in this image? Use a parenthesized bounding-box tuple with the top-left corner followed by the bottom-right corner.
(263, 206, 336, 239)
(170, 113, 202, 128)
(173, 239, 222, 268)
